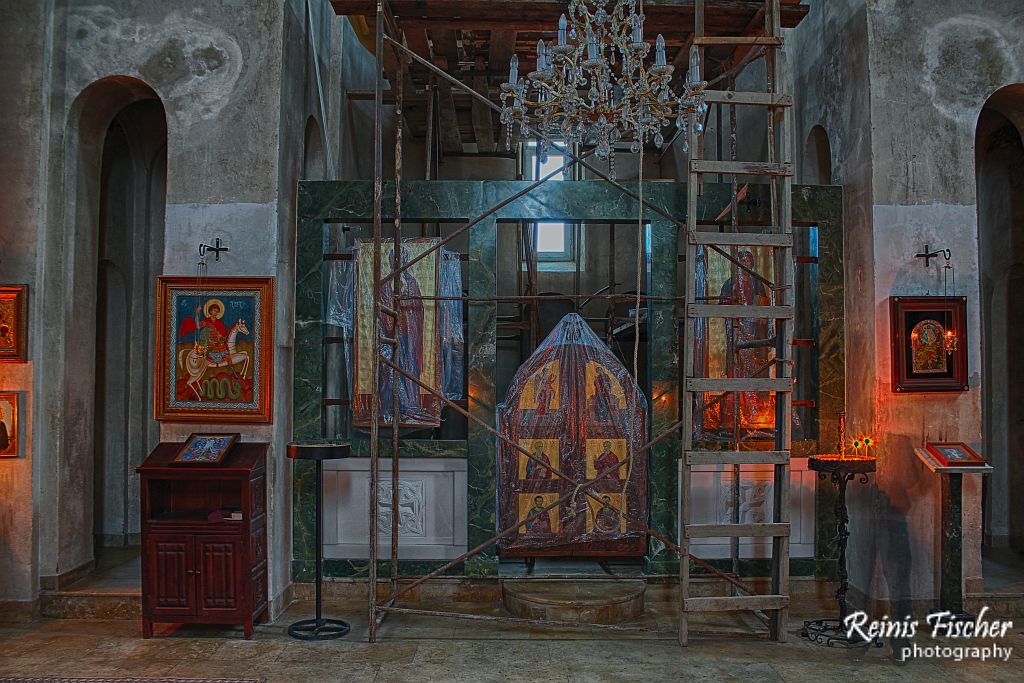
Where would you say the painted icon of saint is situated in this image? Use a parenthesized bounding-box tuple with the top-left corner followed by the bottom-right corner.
(595, 496, 622, 533)
(0, 403, 9, 451)
(525, 442, 554, 480)
(535, 365, 557, 415)
(588, 370, 617, 423)
(911, 319, 947, 374)
(593, 440, 621, 479)
(720, 249, 773, 429)
(0, 305, 13, 352)
(379, 245, 427, 421)
(524, 496, 553, 535)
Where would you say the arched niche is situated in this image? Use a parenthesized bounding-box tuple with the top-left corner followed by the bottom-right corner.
(976, 83, 1024, 551)
(303, 115, 327, 182)
(801, 125, 833, 185)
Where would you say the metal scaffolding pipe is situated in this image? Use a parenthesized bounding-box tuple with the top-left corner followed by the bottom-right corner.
(367, 0, 385, 643)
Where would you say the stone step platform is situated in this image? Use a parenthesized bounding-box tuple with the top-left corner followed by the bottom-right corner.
(501, 579, 646, 624)
(39, 589, 141, 620)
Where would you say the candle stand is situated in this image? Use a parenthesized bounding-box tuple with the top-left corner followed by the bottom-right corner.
(801, 455, 883, 648)
(287, 441, 353, 641)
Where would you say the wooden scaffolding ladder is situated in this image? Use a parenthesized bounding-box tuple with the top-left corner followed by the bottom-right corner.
(679, 0, 795, 645)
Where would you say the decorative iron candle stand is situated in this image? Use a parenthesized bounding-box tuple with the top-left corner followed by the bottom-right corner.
(287, 441, 352, 640)
(801, 418, 883, 648)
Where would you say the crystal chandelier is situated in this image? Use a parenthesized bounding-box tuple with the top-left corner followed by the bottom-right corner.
(500, 0, 708, 178)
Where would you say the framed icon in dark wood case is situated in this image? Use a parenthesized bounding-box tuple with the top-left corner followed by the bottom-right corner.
(889, 296, 967, 393)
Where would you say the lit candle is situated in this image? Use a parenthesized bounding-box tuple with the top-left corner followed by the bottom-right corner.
(656, 34, 666, 66)
(558, 14, 568, 46)
(509, 54, 519, 85)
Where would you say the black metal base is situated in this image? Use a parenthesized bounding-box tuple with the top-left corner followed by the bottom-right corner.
(801, 619, 883, 649)
(288, 617, 352, 641)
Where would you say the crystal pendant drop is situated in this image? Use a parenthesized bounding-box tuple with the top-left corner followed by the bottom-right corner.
(496, 0, 706, 170)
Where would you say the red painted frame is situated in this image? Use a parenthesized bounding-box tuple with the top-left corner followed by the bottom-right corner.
(0, 285, 28, 362)
(155, 277, 275, 423)
(925, 441, 986, 467)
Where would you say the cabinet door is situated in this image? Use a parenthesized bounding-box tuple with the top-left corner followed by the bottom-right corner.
(195, 536, 244, 615)
(144, 533, 195, 617)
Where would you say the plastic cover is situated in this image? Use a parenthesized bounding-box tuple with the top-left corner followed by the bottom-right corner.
(325, 252, 355, 395)
(439, 248, 465, 400)
(497, 313, 648, 556)
(327, 238, 464, 429)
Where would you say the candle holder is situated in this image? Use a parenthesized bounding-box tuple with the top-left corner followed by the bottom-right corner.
(287, 441, 352, 640)
(801, 416, 883, 648)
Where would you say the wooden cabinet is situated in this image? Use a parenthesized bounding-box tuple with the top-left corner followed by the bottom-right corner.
(138, 442, 268, 639)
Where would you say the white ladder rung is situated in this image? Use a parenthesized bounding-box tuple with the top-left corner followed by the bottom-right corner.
(693, 36, 784, 47)
(685, 522, 790, 539)
(690, 160, 793, 177)
(684, 595, 789, 613)
(690, 232, 792, 247)
(685, 377, 792, 393)
(687, 304, 792, 319)
(703, 90, 793, 107)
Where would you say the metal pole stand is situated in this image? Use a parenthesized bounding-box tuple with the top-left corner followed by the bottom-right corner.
(287, 442, 352, 640)
(801, 456, 882, 648)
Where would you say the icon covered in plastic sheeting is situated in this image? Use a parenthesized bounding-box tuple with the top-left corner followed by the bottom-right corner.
(498, 313, 648, 557)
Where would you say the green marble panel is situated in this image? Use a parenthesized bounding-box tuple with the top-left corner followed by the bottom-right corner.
(292, 209, 325, 568)
(299, 180, 835, 225)
(466, 217, 498, 576)
(646, 216, 681, 573)
(302, 180, 680, 223)
(292, 179, 844, 581)
(797, 187, 847, 572)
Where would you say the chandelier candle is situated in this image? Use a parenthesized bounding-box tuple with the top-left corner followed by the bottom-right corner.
(500, 0, 708, 178)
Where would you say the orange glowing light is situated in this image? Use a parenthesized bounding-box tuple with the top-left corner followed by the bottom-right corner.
(845, 435, 878, 461)
(944, 329, 958, 353)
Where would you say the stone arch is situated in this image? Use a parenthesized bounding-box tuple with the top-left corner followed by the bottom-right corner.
(976, 83, 1024, 550)
(36, 76, 166, 582)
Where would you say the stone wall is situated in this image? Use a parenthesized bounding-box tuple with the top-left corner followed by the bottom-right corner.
(786, 0, 1024, 611)
(0, 0, 382, 610)
(0, 0, 53, 607)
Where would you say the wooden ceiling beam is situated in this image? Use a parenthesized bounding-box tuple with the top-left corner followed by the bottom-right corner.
(432, 55, 464, 154)
(404, 27, 432, 62)
(489, 30, 517, 76)
(332, 1, 809, 31)
(472, 57, 497, 153)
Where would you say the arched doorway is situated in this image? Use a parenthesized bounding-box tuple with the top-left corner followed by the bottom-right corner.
(977, 84, 1024, 559)
(35, 77, 167, 589)
(93, 100, 167, 551)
